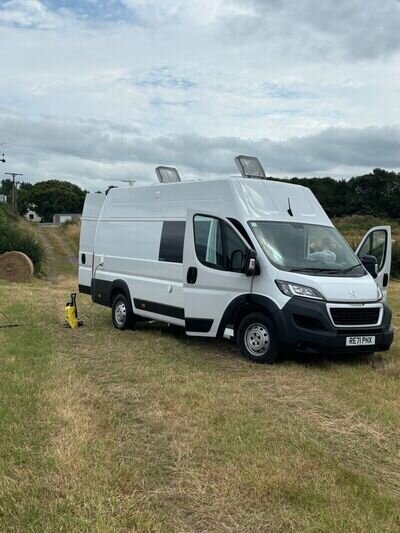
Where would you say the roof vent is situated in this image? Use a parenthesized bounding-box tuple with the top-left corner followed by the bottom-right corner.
(155, 166, 181, 183)
(234, 155, 266, 179)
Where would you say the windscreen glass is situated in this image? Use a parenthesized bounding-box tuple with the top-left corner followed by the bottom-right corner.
(249, 221, 363, 276)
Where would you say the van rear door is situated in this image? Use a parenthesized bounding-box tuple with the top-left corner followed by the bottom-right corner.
(183, 210, 254, 337)
(356, 226, 392, 299)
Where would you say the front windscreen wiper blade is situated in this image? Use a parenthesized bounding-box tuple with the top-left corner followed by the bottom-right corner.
(290, 267, 341, 273)
(342, 264, 362, 274)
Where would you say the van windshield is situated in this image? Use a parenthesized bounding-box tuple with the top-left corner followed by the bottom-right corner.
(248, 221, 364, 276)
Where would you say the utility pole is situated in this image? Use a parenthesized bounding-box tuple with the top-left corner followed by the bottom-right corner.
(4, 172, 23, 213)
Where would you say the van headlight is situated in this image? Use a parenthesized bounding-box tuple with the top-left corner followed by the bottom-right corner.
(275, 280, 325, 300)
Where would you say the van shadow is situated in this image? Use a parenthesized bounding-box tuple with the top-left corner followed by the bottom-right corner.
(135, 321, 384, 369)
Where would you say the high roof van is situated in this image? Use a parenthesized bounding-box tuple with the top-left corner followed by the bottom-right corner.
(78, 156, 393, 363)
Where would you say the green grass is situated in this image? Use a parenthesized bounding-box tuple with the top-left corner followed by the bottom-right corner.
(0, 276, 399, 531)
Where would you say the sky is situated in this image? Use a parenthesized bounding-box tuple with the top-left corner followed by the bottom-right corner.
(0, 0, 400, 191)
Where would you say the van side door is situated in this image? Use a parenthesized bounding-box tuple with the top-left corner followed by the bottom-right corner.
(356, 226, 392, 299)
(183, 210, 254, 337)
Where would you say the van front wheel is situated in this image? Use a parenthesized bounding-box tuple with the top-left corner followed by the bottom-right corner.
(237, 313, 278, 364)
(112, 293, 135, 330)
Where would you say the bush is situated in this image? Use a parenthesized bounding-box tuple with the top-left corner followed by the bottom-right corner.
(59, 220, 80, 254)
(0, 207, 44, 273)
(332, 215, 400, 233)
(391, 242, 400, 280)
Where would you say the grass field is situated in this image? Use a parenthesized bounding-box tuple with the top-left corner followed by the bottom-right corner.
(0, 230, 400, 531)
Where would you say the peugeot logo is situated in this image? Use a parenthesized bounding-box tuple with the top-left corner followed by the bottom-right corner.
(348, 289, 356, 298)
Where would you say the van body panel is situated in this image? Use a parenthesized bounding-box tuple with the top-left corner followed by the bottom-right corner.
(182, 209, 254, 336)
(234, 180, 330, 223)
(79, 192, 105, 289)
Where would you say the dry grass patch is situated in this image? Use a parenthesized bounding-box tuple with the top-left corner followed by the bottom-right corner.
(0, 276, 400, 531)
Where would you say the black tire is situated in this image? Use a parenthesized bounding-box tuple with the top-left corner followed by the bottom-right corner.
(111, 293, 135, 330)
(237, 312, 278, 364)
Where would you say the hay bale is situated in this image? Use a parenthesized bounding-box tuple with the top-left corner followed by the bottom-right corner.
(0, 251, 34, 282)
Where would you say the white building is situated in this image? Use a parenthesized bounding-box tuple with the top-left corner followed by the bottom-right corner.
(24, 205, 42, 223)
(53, 213, 81, 224)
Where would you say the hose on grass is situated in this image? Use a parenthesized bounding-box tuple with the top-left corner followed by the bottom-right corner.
(0, 309, 19, 328)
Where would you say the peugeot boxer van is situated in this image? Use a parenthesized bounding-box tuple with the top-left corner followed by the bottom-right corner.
(78, 156, 393, 363)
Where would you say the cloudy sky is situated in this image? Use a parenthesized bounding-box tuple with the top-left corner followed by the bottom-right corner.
(1, 0, 400, 191)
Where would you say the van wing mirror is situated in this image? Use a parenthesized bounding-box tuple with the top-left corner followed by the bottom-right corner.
(361, 254, 378, 279)
(230, 249, 245, 272)
(245, 249, 258, 276)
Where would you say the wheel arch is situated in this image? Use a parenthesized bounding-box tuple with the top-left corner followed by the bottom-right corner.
(216, 294, 281, 338)
(109, 279, 132, 308)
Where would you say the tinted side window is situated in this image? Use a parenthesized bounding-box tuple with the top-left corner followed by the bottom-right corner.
(358, 230, 386, 271)
(227, 217, 254, 248)
(193, 215, 248, 272)
(193, 215, 224, 269)
(159, 221, 186, 263)
(223, 223, 248, 272)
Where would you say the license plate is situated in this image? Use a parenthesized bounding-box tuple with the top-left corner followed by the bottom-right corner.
(346, 335, 375, 346)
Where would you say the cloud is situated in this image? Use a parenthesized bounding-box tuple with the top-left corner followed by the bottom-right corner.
(222, 0, 400, 61)
(0, 0, 399, 192)
(1, 114, 399, 192)
(0, 0, 59, 28)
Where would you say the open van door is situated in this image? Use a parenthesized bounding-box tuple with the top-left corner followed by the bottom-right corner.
(183, 209, 255, 337)
(356, 226, 391, 299)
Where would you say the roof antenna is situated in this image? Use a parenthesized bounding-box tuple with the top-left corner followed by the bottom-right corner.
(121, 179, 136, 187)
(287, 198, 293, 217)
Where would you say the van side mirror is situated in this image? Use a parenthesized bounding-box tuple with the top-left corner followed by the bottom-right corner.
(245, 249, 258, 276)
(361, 254, 378, 278)
(230, 249, 245, 272)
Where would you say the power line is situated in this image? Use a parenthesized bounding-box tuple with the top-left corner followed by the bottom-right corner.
(0, 141, 135, 164)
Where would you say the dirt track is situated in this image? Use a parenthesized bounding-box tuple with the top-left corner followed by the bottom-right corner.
(36, 224, 78, 279)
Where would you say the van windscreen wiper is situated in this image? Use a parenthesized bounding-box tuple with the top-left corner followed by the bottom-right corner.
(290, 267, 341, 273)
(342, 264, 362, 274)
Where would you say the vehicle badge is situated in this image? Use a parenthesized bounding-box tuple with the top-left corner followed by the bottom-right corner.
(348, 289, 356, 298)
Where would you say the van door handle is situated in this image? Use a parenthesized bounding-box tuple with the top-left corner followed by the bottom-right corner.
(187, 267, 198, 284)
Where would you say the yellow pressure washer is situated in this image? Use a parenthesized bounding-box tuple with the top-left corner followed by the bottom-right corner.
(65, 292, 82, 329)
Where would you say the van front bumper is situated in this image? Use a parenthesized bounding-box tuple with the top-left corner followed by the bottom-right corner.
(274, 297, 394, 355)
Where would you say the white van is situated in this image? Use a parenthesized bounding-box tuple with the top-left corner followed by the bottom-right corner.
(78, 156, 394, 363)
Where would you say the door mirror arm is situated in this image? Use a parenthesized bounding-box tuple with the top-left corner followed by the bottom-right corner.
(360, 254, 378, 279)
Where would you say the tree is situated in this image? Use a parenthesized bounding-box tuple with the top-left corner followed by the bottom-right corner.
(17, 180, 86, 222)
(16, 182, 33, 216)
(0, 179, 13, 202)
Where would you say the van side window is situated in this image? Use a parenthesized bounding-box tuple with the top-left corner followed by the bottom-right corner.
(224, 224, 249, 272)
(193, 216, 224, 269)
(159, 221, 186, 263)
(358, 230, 387, 271)
(193, 215, 248, 272)
(227, 217, 254, 248)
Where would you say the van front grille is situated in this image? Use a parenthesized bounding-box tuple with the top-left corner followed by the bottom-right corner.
(329, 306, 381, 327)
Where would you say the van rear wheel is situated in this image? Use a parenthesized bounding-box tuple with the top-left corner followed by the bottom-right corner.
(112, 293, 135, 330)
(237, 312, 278, 364)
